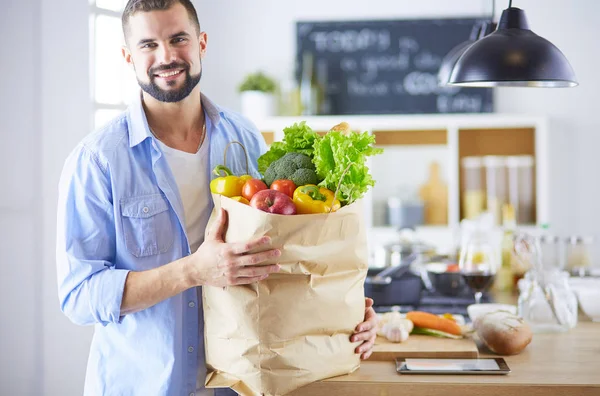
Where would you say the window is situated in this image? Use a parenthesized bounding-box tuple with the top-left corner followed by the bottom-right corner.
(90, 0, 138, 129)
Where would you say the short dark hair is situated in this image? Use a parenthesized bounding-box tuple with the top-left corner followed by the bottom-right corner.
(122, 0, 201, 41)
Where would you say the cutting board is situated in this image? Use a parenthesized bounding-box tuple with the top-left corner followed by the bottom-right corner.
(369, 334, 479, 361)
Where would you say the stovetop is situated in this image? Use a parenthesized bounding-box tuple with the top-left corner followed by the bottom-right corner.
(373, 290, 493, 317)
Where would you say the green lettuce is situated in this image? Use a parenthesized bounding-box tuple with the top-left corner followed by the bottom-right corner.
(257, 142, 286, 175)
(257, 121, 320, 174)
(313, 130, 383, 205)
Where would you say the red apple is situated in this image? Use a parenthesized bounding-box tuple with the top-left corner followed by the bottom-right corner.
(250, 189, 297, 215)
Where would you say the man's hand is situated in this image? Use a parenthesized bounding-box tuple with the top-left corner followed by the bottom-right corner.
(351, 297, 378, 360)
(188, 208, 281, 287)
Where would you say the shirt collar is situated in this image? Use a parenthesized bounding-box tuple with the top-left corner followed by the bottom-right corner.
(128, 90, 223, 148)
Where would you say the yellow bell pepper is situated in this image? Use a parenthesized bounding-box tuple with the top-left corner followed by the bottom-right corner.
(292, 184, 341, 214)
(209, 165, 251, 197)
(230, 196, 250, 205)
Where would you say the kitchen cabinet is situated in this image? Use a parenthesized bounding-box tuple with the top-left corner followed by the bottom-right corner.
(255, 114, 549, 254)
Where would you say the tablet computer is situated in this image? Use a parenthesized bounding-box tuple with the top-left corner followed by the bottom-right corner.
(395, 358, 511, 375)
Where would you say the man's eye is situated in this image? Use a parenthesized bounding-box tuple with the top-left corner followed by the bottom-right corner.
(141, 43, 156, 49)
(172, 37, 186, 44)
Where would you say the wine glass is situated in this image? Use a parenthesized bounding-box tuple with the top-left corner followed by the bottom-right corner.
(458, 231, 498, 304)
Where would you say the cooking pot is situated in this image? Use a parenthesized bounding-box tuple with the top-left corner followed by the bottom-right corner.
(423, 262, 467, 296)
(364, 257, 424, 306)
(372, 229, 436, 269)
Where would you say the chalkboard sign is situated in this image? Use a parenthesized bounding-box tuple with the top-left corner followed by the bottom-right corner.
(296, 19, 494, 115)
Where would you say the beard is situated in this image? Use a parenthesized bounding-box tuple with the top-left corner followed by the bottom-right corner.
(138, 62, 202, 103)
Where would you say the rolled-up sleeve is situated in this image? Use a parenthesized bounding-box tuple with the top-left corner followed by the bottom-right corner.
(56, 144, 129, 326)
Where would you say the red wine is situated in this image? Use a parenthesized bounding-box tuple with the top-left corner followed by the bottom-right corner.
(461, 271, 495, 292)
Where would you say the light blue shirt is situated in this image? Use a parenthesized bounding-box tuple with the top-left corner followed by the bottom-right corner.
(56, 92, 267, 396)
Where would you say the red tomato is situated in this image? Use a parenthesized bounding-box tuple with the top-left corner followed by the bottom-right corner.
(241, 179, 268, 201)
(270, 179, 297, 198)
(446, 263, 460, 273)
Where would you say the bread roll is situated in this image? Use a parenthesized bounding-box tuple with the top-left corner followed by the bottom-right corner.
(473, 311, 533, 355)
(330, 122, 351, 134)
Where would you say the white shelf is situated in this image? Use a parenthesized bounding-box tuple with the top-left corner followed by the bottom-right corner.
(256, 113, 549, 133)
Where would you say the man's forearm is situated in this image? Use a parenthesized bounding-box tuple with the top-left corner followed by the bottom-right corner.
(120, 255, 197, 316)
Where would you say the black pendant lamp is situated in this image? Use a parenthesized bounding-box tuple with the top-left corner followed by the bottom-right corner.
(438, 21, 496, 86)
(448, 0, 578, 87)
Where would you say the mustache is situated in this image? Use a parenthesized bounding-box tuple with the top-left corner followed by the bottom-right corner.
(149, 62, 189, 75)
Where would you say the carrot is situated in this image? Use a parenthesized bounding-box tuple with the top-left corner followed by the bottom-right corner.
(406, 311, 462, 336)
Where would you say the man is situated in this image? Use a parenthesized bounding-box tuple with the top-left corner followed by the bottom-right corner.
(56, 1, 377, 395)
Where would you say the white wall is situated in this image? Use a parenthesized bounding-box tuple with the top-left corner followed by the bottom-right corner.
(40, 0, 93, 394)
(1, 1, 598, 395)
(0, 1, 42, 394)
(198, 0, 490, 109)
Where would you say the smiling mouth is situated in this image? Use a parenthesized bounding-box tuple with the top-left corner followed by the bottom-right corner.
(154, 69, 184, 79)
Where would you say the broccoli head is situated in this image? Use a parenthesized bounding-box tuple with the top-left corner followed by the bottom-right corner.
(264, 152, 319, 187)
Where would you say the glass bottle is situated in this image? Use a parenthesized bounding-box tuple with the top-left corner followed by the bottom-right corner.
(299, 52, 321, 115)
(315, 58, 330, 115)
(494, 204, 515, 292)
(278, 76, 301, 116)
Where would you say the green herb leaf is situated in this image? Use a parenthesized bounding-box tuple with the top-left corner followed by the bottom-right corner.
(410, 327, 463, 339)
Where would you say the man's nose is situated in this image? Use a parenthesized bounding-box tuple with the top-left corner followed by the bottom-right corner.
(157, 45, 177, 64)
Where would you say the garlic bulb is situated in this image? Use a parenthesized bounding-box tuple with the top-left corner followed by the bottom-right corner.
(377, 312, 413, 334)
(376, 312, 413, 342)
(381, 322, 409, 343)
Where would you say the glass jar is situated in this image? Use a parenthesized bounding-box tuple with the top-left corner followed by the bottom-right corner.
(565, 236, 593, 277)
(518, 269, 578, 333)
(461, 156, 485, 220)
(483, 156, 508, 226)
(506, 155, 535, 224)
(387, 195, 424, 229)
(538, 235, 563, 271)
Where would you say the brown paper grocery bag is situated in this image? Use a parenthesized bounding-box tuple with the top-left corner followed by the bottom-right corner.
(203, 193, 368, 396)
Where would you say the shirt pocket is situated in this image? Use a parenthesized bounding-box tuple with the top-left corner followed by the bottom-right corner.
(120, 194, 174, 257)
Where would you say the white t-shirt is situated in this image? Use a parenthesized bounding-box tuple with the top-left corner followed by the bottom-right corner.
(155, 129, 214, 395)
(155, 132, 212, 252)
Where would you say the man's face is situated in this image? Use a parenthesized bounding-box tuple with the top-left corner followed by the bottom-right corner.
(122, 3, 207, 103)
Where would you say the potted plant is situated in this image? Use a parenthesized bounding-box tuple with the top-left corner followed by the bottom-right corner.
(238, 71, 277, 119)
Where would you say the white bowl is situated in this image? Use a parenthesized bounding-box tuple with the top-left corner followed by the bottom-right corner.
(467, 303, 517, 322)
(572, 287, 600, 322)
(569, 277, 600, 322)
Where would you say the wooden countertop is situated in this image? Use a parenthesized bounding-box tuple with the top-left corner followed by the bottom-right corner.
(289, 321, 600, 396)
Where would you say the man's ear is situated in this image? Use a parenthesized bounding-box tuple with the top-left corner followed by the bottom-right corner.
(198, 31, 208, 60)
(122, 45, 133, 67)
